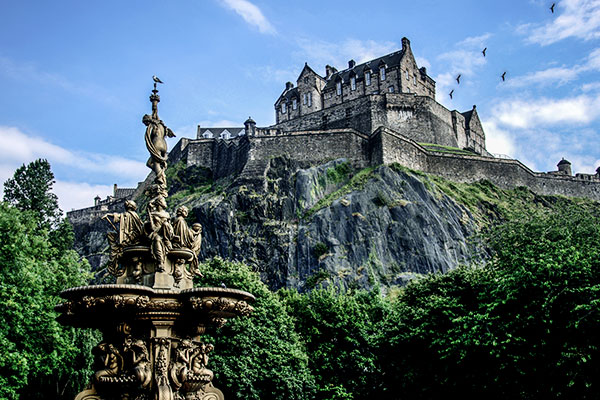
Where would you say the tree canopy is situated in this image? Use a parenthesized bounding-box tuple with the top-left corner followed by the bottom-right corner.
(3, 159, 61, 229)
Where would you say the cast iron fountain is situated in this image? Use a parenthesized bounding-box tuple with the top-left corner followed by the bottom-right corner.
(56, 80, 255, 400)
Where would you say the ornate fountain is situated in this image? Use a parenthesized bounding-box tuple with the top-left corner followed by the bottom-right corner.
(56, 81, 254, 400)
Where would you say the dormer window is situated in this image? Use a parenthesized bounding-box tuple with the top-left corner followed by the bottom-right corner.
(282, 102, 287, 113)
(336, 81, 342, 95)
(293, 98, 297, 110)
(351, 75, 356, 90)
(380, 66, 386, 81)
(365, 71, 371, 86)
(303, 93, 307, 104)
(308, 92, 312, 106)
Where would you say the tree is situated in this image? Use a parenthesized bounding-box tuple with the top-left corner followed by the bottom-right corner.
(197, 257, 317, 400)
(3, 159, 61, 229)
(280, 287, 389, 399)
(0, 202, 97, 400)
(378, 205, 600, 399)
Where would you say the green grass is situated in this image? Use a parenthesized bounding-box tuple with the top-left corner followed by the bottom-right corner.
(304, 166, 376, 219)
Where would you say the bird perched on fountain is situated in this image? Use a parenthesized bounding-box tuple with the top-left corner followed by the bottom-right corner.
(153, 75, 164, 84)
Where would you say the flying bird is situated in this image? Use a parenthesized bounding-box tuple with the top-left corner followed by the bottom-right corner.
(482, 47, 487, 57)
(449, 90, 454, 99)
(152, 75, 164, 84)
(550, 2, 555, 13)
(456, 74, 461, 84)
(501, 71, 507, 81)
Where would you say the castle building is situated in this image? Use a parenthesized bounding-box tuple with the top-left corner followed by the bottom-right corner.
(69, 36, 600, 220)
(272, 37, 488, 155)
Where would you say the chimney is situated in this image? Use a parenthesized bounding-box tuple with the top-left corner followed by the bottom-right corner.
(348, 59, 356, 69)
(113, 183, 118, 197)
(285, 81, 294, 91)
(94, 195, 101, 206)
(325, 65, 338, 79)
(402, 37, 411, 51)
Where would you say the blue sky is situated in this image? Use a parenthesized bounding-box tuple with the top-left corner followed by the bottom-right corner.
(1, 0, 599, 211)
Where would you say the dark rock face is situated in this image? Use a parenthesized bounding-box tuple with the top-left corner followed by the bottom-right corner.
(185, 158, 479, 291)
(71, 158, 481, 290)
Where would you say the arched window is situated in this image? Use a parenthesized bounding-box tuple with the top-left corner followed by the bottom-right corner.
(308, 92, 312, 106)
(365, 71, 371, 86)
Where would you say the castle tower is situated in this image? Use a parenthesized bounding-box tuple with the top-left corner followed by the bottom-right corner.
(557, 158, 572, 176)
(244, 116, 256, 136)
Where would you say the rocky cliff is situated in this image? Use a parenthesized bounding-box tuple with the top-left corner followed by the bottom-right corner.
(72, 157, 497, 290)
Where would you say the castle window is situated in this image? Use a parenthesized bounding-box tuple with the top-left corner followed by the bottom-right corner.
(365, 71, 371, 86)
(336, 81, 342, 95)
(303, 93, 307, 105)
(351, 76, 356, 90)
(388, 86, 395, 93)
(282, 103, 287, 113)
(406, 70, 409, 80)
(304, 77, 309, 84)
(293, 98, 297, 110)
(308, 92, 312, 106)
(380, 66, 386, 81)
(413, 74, 417, 84)
(345, 108, 352, 118)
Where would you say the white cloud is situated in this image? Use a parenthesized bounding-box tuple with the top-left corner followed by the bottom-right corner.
(53, 181, 114, 212)
(506, 66, 580, 87)
(494, 94, 600, 129)
(481, 120, 516, 157)
(505, 47, 600, 88)
(0, 126, 147, 179)
(0, 126, 147, 210)
(219, 0, 276, 34)
(521, 0, 600, 45)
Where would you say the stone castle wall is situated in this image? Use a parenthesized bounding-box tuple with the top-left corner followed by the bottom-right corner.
(270, 93, 482, 155)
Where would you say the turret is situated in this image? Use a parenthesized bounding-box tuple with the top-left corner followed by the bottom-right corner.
(557, 158, 572, 176)
(244, 116, 256, 136)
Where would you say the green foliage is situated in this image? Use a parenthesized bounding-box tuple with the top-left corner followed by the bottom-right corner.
(196, 258, 316, 400)
(280, 286, 390, 400)
(0, 202, 97, 400)
(312, 242, 329, 259)
(3, 159, 61, 229)
(378, 205, 600, 399)
(304, 166, 375, 219)
(326, 162, 351, 184)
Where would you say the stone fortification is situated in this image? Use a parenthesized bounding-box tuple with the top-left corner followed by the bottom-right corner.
(68, 36, 600, 226)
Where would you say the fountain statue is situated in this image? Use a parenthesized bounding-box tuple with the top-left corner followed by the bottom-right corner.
(56, 80, 254, 400)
